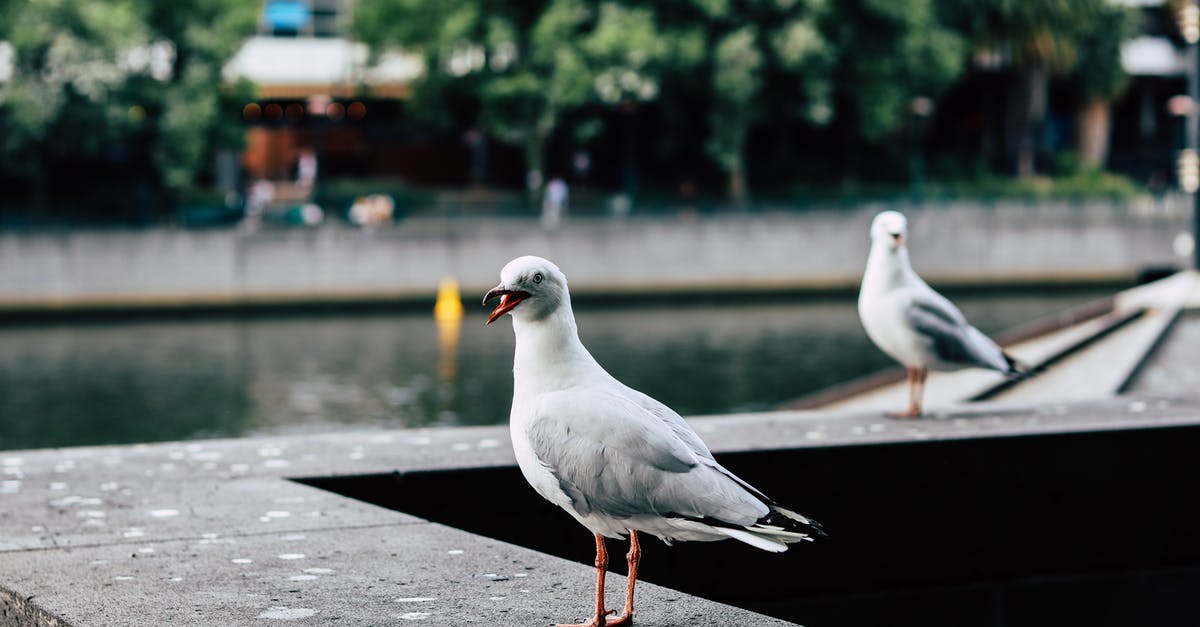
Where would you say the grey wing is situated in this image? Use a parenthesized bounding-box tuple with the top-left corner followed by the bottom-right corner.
(622, 386, 718, 462)
(623, 386, 779, 504)
(906, 292, 1011, 372)
(526, 388, 769, 526)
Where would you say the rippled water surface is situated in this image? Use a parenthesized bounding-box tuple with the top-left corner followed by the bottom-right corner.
(0, 289, 1111, 450)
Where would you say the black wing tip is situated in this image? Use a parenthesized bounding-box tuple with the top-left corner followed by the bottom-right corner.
(760, 507, 828, 539)
(665, 510, 828, 540)
(1002, 352, 1043, 380)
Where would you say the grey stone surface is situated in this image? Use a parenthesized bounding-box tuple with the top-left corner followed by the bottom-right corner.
(4, 396, 1199, 626)
(2, 524, 787, 626)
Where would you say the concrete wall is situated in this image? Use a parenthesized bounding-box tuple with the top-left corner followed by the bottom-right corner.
(0, 202, 1192, 309)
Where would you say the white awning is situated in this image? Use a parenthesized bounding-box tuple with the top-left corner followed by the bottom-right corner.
(223, 36, 422, 96)
(1121, 36, 1189, 77)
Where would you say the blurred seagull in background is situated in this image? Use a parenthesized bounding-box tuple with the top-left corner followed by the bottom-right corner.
(858, 211, 1026, 418)
(484, 255, 823, 627)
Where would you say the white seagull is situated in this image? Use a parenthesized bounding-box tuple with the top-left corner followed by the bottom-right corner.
(484, 255, 823, 627)
(858, 210, 1025, 418)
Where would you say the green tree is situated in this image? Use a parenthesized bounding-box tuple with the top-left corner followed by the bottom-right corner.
(0, 0, 256, 217)
(1070, 3, 1136, 169)
(653, 0, 835, 201)
(136, 0, 259, 191)
(942, 0, 1133, 177)
(708, 26, 763, 203)
(825, 0, 966, 179)
(356, 0, 670, 192)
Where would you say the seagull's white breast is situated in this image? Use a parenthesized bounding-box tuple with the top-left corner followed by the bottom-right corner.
(509, 401, 573, 510)
(859, 287, 927, 368)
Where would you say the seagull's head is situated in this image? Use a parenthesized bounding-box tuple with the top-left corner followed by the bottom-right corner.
(870, 210, 908, 250)
(482, 255, 568, 325)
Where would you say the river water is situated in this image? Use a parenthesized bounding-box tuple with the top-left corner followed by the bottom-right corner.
(0, 289, 1112, 451)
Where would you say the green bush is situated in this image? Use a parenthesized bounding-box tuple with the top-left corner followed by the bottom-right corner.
(786, 170, 1145, 204)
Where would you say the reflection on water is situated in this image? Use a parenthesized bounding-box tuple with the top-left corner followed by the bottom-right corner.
(0, 290, 1108, 451)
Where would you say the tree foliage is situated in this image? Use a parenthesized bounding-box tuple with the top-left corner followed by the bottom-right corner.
(940, 0, 1135, 175)
(695, 0, 836, 199)
(829, 0, 966, 142)
(0, 0, 1141, 217)
(358, 0, 839, 195)
(356, 0, 671, 186)
(0, 0, 257, 215)
(942, 0, 1134, 97)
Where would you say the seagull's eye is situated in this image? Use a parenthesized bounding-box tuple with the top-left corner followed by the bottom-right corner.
(532, 272, 544, 284)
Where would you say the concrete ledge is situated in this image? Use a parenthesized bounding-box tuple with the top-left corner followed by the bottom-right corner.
(3, 396, 1199, 625)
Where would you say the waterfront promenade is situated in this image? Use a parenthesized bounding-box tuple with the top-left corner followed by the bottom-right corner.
(0, 202, 1190, 312)
(3, 397, 1198, 625)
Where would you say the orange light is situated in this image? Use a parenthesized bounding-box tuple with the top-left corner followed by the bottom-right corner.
(264, 103, 283, 120)
(326, 102, 345, 120)
(243, 103, 262, 121)
(347, 101, 366, 120)
(307, 94, 331, 116)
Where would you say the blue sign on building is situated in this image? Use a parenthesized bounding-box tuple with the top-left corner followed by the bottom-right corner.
(264, 1, 311, 32)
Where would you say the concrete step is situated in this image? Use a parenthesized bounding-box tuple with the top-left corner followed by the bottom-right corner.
(809, 271, 1198, 414)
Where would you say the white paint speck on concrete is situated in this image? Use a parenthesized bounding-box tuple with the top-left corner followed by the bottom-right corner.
(257, 607, 317, 620)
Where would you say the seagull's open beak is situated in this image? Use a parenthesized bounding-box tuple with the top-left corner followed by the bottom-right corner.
(483, 286, 530, 325)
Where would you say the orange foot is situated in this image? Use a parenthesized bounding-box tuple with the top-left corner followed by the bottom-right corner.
(886, 410, 922, 419)
(557, 611, 633, 627)
(605, 612, 633, 626)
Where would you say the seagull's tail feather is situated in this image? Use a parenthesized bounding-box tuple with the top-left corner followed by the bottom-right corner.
(716, 512, 822, 553)
(716, 527, 789, 552)
(671, 504, 825, 552)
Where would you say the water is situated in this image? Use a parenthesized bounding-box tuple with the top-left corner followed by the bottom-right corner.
(0, 290, 1110, 451)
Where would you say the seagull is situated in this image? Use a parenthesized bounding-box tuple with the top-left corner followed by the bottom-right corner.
(484, 255, 823, 627)
(858, 210, 1025, 418)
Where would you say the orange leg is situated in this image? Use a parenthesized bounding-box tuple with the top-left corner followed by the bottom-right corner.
(606, 530, 640, 626)
(889, 367, 925, 419)
(913, 367, 927, 416)
(558, 534, 614, 627)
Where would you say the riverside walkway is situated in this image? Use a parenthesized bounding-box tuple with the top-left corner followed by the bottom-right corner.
(3, 396, 1199, 626)
(0, 203, 1188, 313)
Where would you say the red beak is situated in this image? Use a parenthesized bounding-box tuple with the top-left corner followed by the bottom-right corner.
(483, 286, 530, 325)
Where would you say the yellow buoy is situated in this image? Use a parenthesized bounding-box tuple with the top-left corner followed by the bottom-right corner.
(433, 277, 464, 322)
(434, 277, 463, 382)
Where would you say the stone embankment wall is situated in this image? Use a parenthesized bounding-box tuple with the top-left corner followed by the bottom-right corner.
(0, 202, 1191, 309)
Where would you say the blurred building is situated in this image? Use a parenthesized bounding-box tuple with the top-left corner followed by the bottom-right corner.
(1110, 0, 1191, 184)
(223, 0, 479, 193)
(916, 0, 1192, 187)
(220, 0, 1200, 197)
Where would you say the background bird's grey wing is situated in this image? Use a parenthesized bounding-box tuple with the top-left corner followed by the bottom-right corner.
(906, 293, 1009, 371)
(527, 387, 768, 525)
